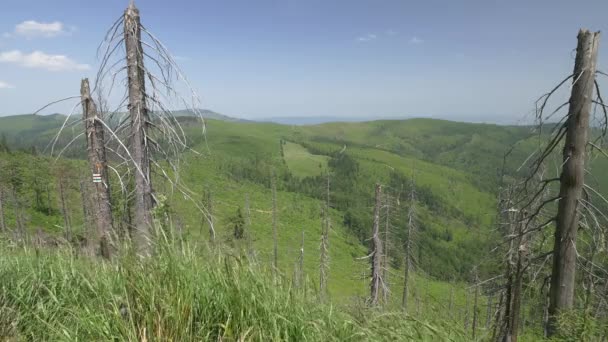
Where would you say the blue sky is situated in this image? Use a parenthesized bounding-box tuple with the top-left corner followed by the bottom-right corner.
(1, 0, 608, 123)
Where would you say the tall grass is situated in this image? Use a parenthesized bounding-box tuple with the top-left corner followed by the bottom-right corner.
(0, 239, 466, 341)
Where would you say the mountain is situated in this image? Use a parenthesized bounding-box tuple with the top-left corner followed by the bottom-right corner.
(170, 109, 248, 122)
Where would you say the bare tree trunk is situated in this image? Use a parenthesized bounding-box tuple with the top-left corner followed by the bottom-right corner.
(509, 216, 528, 342)
(79, 179, 91, 242)
(464, 289, 470, 332)
(58, 177, 72, 242)
(0, 189, 6, 233)
(124, 3, 154, 257)
(201, 189, 215, 243)
(449, 281, 455, 314)
(472, 269, 479, 339)
(370, 183, 383, 306)
(271, 171, 278, 277)
(383, 192, 390, 304)
(46, 184, 52, 215)
(402, 182, 416, 311)
(297, 230, 304, 288)
(81, 78, 114, 259)
(319, 172, 331, 300)
(245, 193, 251, 226)
(320, 206, 329, 301)
(486, 292, 494, 329)
(547, 29, 600, 337)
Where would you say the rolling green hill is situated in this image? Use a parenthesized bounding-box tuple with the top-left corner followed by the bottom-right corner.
(3, 112, 586, 340)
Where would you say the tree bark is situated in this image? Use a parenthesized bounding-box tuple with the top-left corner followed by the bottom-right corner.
(124, 3, 154, 257)
(547, 29, 600, 337)
(81, 78, 114, 259)
(370, 183, 383, 306)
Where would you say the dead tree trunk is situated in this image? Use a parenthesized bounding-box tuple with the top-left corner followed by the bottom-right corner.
(0, 189, 6, 233)
(547, 29, 600, 337)
(464, 289, 470, 332)
(79, 179, 91, 244)
(402, 181, 416, 311)
(297, 230, 304, 288)
(449, 281, 455, 314)
(46, 184, 52, 215)
(486, 292, 494, 329)
(58, 176, 72, 242)
(370, 183, 383, 306)
(271, 171, 278, 277)
(319, 206, 329, 301)
(383, 192, 390, 304)
(245, 193, 251, 226)
(508, 214, 528, 342)
(81, 78, 114, 259)
(124, 3, 154, 257)
(472, 269, 479, 339)
(201, 189, 215, 243)
(319, 172, 331, 300)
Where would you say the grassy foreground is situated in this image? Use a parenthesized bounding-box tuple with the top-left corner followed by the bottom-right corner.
(0, 239, 467, 341)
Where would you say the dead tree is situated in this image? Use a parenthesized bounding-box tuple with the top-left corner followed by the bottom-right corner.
(486, 292, 494, 329)
(124, 3, 155, 256)
(472, 268, 480, 339)
(81, 78, 114, 259)
(297, 230, 304, 288)
(201, 188, 215, 243)
(402, 179, 417, 311)
(370, 183, 383, 306)
(383, 191, 391, 304)
(0, 189, 6, 233)
(57, 171, 72, 242)
(79, 179, 91, 239)
(271, 171, 278, 276)
(319, 172, 331, 300)
(319, 206, 329, 301)
(547, 29, 600, 336)
(245, 193, 251, 226)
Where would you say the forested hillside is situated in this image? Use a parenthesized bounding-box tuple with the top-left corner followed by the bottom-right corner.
(1, 3, 607, 340)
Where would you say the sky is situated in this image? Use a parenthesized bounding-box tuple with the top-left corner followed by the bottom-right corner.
(1, 0, 608, 123)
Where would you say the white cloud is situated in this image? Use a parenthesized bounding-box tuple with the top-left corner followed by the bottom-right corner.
(386, 29, 397, 35)
(0, 81, 15, 89)
(410, 36, 424, 44)
(10, 20, 69, 38)
(357, 33, 377, 42)
(0, 50, 89, 71)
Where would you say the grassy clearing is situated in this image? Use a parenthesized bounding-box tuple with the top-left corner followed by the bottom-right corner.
(0, 241, 468, 341)
(282, 141, 330, 178)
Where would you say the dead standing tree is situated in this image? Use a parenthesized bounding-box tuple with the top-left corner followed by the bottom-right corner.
(0, 189, 6, 233)
(402, 177, 417, 311)
(382, 191, 391, 304)
(319, 206, 329, 301)
(496, 29, 608, 339)
(41, 2, 210, 256)
(124, 3, 155, 256)
(547, 29, 600, 336)
(81, 78, 114, 259)
(370, 183, 383, 306)
(272, 170, 278, 278)
(319, 172, 331, 301)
